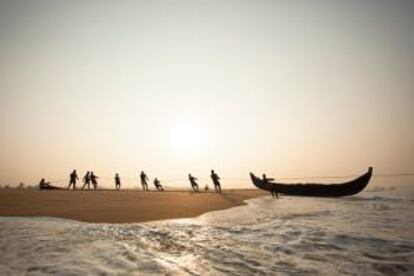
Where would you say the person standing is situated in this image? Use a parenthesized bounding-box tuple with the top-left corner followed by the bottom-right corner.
(90, 172, 99, 190)
(115, 173, 121, 190)
(210, 170, 221, 193)
(188, 173, 199, 192)
(82, 171, 91, 190)
(68, 169, 78, 190)
(262, 174, 277, 198)
(140, 171, 149, 191)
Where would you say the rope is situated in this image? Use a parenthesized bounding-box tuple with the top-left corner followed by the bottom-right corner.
(373, 173, 414, 177)
(25, 172, 414, 189)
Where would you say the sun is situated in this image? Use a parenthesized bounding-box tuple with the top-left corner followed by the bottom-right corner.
(168, 121, 209, 155)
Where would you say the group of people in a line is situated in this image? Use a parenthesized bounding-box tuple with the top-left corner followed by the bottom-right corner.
(188, 170, 221, 193)
(67, 170, 99, 190)
(135, 170, 221, 193)
(139, 171, 164, 192)
(39, 169, 222, 193)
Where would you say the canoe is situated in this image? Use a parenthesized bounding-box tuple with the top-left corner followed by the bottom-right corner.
(250, 167, 373, 197)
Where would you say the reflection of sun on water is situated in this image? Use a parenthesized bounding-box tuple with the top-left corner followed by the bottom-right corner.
(169, 121, 209, 155)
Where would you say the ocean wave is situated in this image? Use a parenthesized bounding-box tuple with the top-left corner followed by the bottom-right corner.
(1, 189, 414, 275)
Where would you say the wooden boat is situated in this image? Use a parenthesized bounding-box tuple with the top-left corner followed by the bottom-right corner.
(250, 167, 373, 197)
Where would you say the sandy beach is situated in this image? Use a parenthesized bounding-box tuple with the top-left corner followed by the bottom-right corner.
(0, 189, 266, 223)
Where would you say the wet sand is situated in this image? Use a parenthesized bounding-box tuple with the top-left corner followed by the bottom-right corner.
(0, 189, 266, 223)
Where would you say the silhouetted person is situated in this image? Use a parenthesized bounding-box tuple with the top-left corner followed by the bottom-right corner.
(210, 170, 221, 193)
(90, 172, 99, 190)
(263, 174, 277, 198)
(153, 178, 164, 191)
(68, 170, 78, 190)
(82, 171, 91, 190)
(115, 173, 121, 190)
(140, 171, 149, 191)
(39, 178, 50, 190)
(189, 174, 199, 192)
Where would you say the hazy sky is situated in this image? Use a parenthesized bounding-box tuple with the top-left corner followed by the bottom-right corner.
(1, 0, 413, 187)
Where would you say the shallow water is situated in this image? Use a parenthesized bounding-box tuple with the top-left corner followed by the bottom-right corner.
(1, 187, 413, 275)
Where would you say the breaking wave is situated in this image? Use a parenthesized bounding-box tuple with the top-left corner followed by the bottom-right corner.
(1, 187, 414, 275)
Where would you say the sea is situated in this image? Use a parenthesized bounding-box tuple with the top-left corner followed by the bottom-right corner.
(1, 186, 413, 275)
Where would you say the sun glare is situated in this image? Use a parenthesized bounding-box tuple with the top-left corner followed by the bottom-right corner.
(169, 121, 209, 155)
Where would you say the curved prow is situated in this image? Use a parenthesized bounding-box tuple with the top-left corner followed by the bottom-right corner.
(249, 172, 265, 190)
(343, 166, 373, 196)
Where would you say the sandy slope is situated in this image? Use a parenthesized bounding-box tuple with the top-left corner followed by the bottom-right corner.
(0, 189, 266, 223)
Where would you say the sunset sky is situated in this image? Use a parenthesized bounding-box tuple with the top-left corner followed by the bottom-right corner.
(0, 0, 413, 187)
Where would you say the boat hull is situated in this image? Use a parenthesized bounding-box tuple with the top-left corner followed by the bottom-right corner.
(250, 167, 373, 197)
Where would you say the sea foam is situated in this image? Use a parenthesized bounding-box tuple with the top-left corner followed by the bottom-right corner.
(1, 187, 414, 275)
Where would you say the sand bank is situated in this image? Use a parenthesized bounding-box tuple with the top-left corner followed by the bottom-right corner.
(0, 189, 266, 223)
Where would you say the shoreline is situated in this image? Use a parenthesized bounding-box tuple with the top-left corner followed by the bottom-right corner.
(0, 189, 267, 223)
